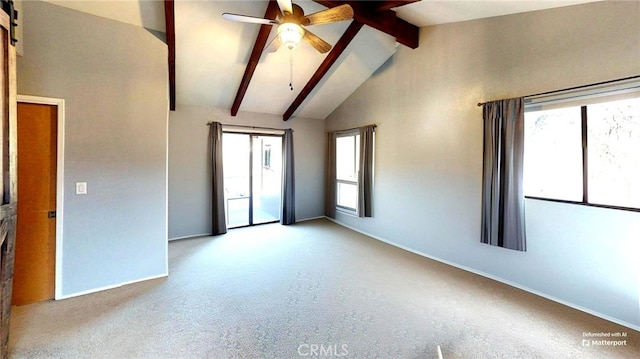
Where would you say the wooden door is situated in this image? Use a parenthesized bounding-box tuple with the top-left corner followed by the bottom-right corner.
(0, 6, 17, 359)
(13, 103, 56, 305)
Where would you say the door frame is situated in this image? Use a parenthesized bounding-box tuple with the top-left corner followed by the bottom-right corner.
(17, 95, 65, 300)
(222, 131, 283, 228)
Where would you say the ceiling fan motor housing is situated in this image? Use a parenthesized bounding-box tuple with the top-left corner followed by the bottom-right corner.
(278, 4, 306, 50)
(278, 23, 304, 50)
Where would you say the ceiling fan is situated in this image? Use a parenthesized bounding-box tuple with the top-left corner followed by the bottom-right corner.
(222, 0, 354, 54)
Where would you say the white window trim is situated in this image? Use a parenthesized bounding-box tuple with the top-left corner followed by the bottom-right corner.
(525, 77, 640, 111)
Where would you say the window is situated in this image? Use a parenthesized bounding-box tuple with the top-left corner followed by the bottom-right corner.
(587, 99, 640, 207)
(336, 132, 360, 213)
(524, 96, 640, 210)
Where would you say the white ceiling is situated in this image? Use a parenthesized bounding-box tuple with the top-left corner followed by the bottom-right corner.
(43, 0, 601, 120)
(395, 0, 602, 27)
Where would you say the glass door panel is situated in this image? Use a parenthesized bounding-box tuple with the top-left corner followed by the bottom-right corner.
(223, 133, 250, 228)
(252, 136, 282, 224)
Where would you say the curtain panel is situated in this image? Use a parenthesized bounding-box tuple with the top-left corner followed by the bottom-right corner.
(281, 129, 296, 225)
(325, 132, 337, 218)
(208, 122, 227, 235)
(481, 98, 526, 251)
(358, 125, 375, 217)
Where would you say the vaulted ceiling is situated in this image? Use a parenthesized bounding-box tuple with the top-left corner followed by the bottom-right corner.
(168, 0, 418, 120)
(44, 0, 601, 121)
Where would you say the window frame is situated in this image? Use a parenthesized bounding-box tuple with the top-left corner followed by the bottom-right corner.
(524, 100, 640, 213)
(335, 131, 360, 215)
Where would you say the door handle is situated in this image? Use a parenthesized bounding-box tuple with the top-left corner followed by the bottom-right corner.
(47, 211, 56, 218)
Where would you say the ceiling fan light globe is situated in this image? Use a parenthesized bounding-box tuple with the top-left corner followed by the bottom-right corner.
(278, 23, 304, 51)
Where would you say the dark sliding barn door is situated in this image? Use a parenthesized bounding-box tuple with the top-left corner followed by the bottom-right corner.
(0, 3, 17, 358)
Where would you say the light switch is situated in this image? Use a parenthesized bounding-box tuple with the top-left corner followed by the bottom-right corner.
(76, 182, 87, 195)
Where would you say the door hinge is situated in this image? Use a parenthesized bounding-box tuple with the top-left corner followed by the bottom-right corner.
(48, 211, 56, 218)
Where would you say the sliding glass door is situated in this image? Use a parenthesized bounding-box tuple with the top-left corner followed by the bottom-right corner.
(252, 135, 282, 224)
(223, 133, 282, 228)
(222, 134, 250, 227)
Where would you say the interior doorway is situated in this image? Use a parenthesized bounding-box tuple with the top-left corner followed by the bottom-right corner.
(14, 96, 64, 305)
(223, 133, 282, 228)
(13, 102, 57, 305)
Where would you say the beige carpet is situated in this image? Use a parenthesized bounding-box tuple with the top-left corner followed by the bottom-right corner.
(8, 219, 639, 358)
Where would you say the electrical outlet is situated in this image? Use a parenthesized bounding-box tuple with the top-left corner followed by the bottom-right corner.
(76, 182, 87, 195)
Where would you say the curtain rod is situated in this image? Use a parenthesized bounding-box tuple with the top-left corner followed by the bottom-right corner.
(476, 75, 640, 107)
(331, 124, 377, 133)
(206, 122, 291, 132)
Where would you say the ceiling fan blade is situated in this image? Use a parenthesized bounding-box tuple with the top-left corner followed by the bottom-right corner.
(277, 0, 294, 15)
(303, 4, 353, 26)
(264, 36, 282, 53)
(222, 13, 279, 26)
(303, 30, 332, 54)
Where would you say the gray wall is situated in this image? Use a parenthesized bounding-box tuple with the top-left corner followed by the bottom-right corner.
(325, 1, 640, 329)
(169, 105, 325, 239)
(18, 1, 168, 296)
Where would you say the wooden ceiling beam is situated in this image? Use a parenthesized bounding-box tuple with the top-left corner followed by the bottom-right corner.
(283, 20, 363, 121)
(230, 0, 280, 116)
(313, 1, 419, 48)
(164, 0, 176, 111)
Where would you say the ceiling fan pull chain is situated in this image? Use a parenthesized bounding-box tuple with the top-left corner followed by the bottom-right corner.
(289, 50, 294, 91)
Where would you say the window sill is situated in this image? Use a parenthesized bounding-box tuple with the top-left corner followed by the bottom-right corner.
(525, 196, 640, 213)
(336, 207, 358, 217)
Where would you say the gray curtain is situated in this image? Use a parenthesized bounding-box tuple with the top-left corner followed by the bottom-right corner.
(209, 122, 227, 235)
(481, 98, 526, 251)
(358, 125, 375, 217)
(325, 132, 337, 218)
(281, 129, 295, 225)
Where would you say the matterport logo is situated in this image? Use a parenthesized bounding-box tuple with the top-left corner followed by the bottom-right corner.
(297, 343, 349, 357)
(582, 331, 628, 347)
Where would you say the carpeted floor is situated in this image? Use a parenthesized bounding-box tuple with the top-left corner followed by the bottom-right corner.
(8, 219, 640, 358)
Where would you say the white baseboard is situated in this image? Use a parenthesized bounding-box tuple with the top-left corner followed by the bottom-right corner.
(325, 217, 640, 332)
(296, 216, 326, 222)
(55, 273, 168, 300)
(168, 233, 213, 241)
